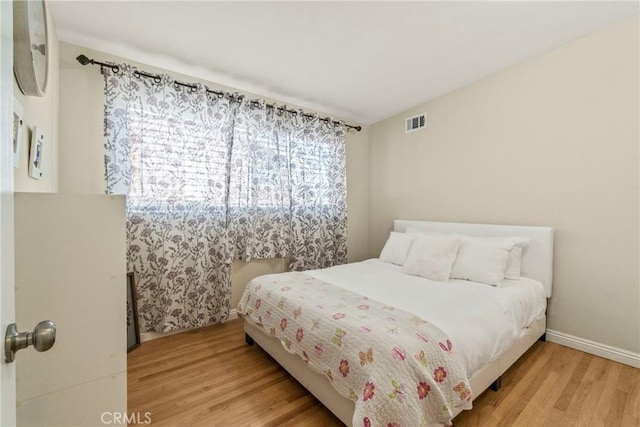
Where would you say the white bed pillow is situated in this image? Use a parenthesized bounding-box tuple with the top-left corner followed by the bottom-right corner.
(406, 228, 529, 280)
(503, 238, 529, 279)
(477, 236, 529, 279)
(450, 237, 516, 285)
(402, 234, 461, 281)
(379, 232, 415, 266)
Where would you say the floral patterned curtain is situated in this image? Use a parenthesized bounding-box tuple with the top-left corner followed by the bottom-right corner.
(103, 64, 347, 333)
(230, 100, 348, 270)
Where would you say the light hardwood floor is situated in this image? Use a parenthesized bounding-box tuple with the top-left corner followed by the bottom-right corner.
(128, 318, 639, 426)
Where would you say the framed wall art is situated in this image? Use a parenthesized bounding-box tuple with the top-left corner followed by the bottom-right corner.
(13, 97, 24, 168)
(28, 126, 44, 179)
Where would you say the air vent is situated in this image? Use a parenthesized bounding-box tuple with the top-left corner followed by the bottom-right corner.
(405, 113, 426, 133)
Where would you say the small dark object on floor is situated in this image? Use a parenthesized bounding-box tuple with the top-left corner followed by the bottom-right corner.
(490, 376, 502, 392)
(538, 333, 546, 342)
(245, 333, 254, 346)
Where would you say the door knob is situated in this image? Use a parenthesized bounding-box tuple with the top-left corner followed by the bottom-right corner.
(5, 320, 56, 363)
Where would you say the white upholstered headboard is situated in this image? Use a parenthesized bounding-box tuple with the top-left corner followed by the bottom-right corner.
(394, 220, 554, 297)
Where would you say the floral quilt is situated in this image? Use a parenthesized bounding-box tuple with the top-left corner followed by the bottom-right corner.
(237, 272, 472, 427)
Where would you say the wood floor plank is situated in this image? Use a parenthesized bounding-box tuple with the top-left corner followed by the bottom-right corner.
(553, 351, 592, 412)
(594, 361, 623, 425)
(606, 389, 629, 427)
(526, 345, 582, 426)
(622, 365, 640, 421)
(128, 318, 640, 426)
(565, 356, 609, 426)
(622, 414, 640, 427)
(511, 371, 561, 425)
(490, 343, 555, 424)
(542, 407, 568, 427)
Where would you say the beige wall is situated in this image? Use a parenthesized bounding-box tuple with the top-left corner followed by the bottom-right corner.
(57, 42, 370, 308)
(13, 2, 59, 193)
(369, 17, 639, 353)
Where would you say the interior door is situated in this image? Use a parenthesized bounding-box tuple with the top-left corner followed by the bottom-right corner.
(13, 193, 128, 426)
(0, 1, 17, 425)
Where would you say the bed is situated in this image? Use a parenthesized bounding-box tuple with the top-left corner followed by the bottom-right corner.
(239, 220, 553, 426)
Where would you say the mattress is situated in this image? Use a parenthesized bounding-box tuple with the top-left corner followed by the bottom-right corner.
(306, 258, 547, 376)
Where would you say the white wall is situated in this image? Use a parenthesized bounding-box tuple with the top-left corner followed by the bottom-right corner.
(57, 42, 370, 309)
(369, 17, 639, 354)
(13, 1, 58, 193)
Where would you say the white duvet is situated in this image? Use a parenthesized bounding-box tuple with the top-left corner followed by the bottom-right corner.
(306, 259, 547, 376)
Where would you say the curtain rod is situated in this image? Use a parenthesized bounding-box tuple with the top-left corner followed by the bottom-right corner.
(76, 54, 362, 132)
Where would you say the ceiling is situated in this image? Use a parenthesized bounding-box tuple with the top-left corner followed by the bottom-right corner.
(50, 1, 639, 125)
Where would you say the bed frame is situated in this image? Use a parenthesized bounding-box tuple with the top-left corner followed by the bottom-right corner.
(244, 220, 554, 426)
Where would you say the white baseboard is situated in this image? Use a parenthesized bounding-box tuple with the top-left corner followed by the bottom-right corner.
(140, 328, 182, 343)
(140, 309, 239, 343)
(546, 329, 640, 368)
